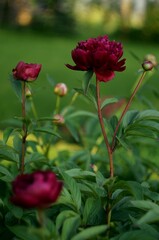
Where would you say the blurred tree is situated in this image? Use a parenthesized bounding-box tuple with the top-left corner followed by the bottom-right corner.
(0, 0, 15, 26)
(31, 0, 77, 35)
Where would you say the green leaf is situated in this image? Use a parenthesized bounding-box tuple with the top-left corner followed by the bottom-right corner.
(61, 215, 81, 240)
(128, 121, 159, 134)
(3, 127, 15, 144)
(60, 172, 81, 211)
(65, 168, 95, 180)
(0, 166, 14, 182)
(37, 117, 56, 122)
(122, 110, 139, 128)
(65, 121, 79, 142)
(96, 171, 106, 187)
(33, 127, 61, 138)
(131, 200, 159, 210)
(126, 181, 144, 199)
(100, 97, 118, 110)
(6, 200, 24, 219)
(119, 230, 158, 240)
(74, 85, 97, 107)
(82, 198, 96, 225)
(131, 200, 159, 224)
(124, 126, 157, 140)
(65, 110, 96, 120)
(116, 136, 130, 150)
(83, 198, 105, 225)
(135, 109, 159, 121)
(7, 226, 39, 240)
(0, 144, 19, 162)
(56, 210, 78, 232)
(71, 225, 108, 240)
(46, 74, 55, 86)
(58, 187, 76, 210)
(82, 70, 93, 94)
(9, 74, 22, 100)
(25, 152, 46, 165)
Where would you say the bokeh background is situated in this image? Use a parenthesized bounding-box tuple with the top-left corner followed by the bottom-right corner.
(0, 0, 159, 123)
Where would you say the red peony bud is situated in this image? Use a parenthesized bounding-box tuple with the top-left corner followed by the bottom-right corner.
(54, 83, 68, 97)
(66, 35, 126, 82)
(53, 114, 65, 125)
(10, 171, 63, 209)
(142, 61, 154, 71)
(12, 61, 42, 82)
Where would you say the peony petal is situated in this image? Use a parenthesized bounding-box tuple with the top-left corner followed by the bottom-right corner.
(95, 68, 115, 82)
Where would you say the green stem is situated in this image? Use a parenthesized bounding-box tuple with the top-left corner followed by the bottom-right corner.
(96, 79, 114, 178)
(55, 95, 61, 114)
(30, 99, 38, 119)
(20, 81, 27, 174)
(111, 71, 147, 151)
(37, 208, 45, 227)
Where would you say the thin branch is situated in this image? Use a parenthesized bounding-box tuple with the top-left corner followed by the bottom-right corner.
(111, 71, 147, 151)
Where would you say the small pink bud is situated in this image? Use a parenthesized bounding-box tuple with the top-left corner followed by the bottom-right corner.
(54, 83, 68, 97)
(142, 61, 154, 71)
(53, 114, 65, 125)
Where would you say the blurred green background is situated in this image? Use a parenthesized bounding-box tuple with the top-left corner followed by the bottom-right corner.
(0, 0, 159, 123)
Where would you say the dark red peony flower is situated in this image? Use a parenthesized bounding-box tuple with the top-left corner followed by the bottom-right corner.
(10, 171, 63, 209)
(12, 61, 42, 82)
(66, 35, 126, 82)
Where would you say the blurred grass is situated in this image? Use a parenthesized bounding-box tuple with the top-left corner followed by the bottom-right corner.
(0, 29, 159, 124)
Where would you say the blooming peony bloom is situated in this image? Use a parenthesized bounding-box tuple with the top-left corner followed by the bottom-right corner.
(10, 171, 63, 209)
(12, 61, 42, 82)
(66, 35, 126, 82)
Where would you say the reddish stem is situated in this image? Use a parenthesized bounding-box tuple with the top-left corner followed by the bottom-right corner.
(111, 71, 147, 151)
(96, 79, 114, 178)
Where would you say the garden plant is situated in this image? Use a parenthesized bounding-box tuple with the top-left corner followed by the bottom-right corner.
(0, 35, 159, 240)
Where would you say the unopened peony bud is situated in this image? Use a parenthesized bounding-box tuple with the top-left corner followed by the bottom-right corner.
(144, 54, 157, 67)
(142, 61, 154, 71)
(53, 114, 65, 125)
(54, 83, 68, 97)
(12, 61, 42, 82)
